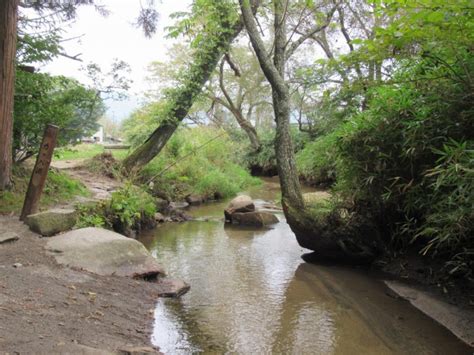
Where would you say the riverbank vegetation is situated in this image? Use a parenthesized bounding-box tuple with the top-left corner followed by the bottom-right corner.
(0, 165, 89, 214)
(0, 0, 472, 287)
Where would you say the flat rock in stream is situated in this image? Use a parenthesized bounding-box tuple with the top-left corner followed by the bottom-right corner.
(154, 278, 190, 298)
(231, 211, 279, 227)
(45, 227, 165, 278)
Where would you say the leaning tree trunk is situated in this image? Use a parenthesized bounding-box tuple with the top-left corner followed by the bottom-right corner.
(238, 114, 261, 151)
(240, 0, 304, 210)
(122, 2, 254, 173)
(0, 0, 18, 190)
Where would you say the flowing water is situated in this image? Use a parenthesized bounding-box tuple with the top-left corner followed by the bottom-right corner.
(139, 178, 470, 354)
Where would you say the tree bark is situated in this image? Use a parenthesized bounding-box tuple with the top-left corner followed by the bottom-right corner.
(0, 0, 18, 190)
(122, 2, 259, 173)
(218, 59, 261, 151)
(240, 0, 304, 210)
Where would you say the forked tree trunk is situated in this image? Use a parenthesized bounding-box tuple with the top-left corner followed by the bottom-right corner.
(122, 2, 256, 173)
(240, 0, 304, 210)
(0, 0, 18, 190)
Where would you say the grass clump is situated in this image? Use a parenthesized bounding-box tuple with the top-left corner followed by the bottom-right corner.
(55, 143, 130, 161)
(0, 165, 89, 215)
(76, 184, 156, 235)
(133, 127, 261, 201)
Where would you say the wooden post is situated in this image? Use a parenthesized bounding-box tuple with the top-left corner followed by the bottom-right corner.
(20, 124, 59, 221)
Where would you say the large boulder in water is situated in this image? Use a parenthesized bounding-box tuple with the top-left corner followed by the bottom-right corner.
(286, 205, 382, 265)
(45, 227, 165, 278)
(224, 195, 255, 222)
(231, 211, 279, 227)
(185, 194, 205, 206)
(25, 209, 77, 236)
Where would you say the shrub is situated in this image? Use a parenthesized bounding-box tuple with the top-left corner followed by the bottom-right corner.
(125, 126, 260, 201)
(0, 166, 89, 214)
(327, 57, 473, 276)
(296, 131, 339, 186)
(108, 184, 156, 231)
(76, 184, 157, 235)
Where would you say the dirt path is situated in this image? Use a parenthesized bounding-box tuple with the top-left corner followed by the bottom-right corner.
(51, 160, 122, 201)
(0, 161, 164, 353)
(0, 215, 165, 354)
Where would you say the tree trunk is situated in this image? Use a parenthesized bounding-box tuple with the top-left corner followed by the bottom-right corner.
(122, 2, 253, 173)
(272, 0, 304, 210)
(240, 0, 304, 209)
(236, 110, 260, 151)
(0, 0, 18, 190)
(218, 59, 261, 151)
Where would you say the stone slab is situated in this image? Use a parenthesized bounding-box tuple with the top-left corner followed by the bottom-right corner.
(46, 227, 165, 278)
(25, 208, 77, 236)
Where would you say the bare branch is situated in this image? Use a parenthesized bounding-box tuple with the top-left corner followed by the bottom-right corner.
(58, 52, 83, 62)
(286, 5, 337, 59)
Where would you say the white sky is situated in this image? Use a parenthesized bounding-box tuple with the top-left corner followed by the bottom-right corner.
(41, 0, 192, 121)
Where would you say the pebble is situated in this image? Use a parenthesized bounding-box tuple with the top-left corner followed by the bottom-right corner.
(13, 263, 22, 268)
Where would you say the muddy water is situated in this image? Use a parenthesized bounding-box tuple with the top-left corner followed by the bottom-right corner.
(139, 179, 470, 354)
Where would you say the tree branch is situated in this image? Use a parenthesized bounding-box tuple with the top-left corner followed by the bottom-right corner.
(239, 0, 286, 97)
(286, 5, 337, 59)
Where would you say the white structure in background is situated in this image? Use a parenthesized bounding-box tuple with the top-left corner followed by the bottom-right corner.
(91, 125, 104, 143)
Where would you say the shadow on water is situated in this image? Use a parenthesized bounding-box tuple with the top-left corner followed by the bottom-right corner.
(138, 178, 471, 354)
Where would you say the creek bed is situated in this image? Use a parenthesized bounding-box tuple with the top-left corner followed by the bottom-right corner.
(138, 178, 470, 354)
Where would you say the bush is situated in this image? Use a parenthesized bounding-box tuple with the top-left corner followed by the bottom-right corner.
(296, 131, 339, 186)
(124, 126, 260, 201)
(327, 57, 473, 276)
(0, 166, 89, 214)
(108, 184, 156, 231)
(76, 184, 157, 235)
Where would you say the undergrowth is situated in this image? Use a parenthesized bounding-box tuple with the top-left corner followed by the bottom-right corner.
(0, 165, 89, 214)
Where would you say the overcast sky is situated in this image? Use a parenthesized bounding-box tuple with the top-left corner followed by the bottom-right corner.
(41, 0, 192, 121)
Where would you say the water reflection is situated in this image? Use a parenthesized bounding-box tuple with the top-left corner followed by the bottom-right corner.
(139, 180, 470, 354)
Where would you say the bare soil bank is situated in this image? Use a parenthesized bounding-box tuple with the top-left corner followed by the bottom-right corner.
(0, 215, 162, 354)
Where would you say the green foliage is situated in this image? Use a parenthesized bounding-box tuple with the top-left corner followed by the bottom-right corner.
(244, 130, 277, 174)
(416, 140, 473, 265)
(14, 71, 105, 162)
(0, 166, 89, 215)
(76, 184, 157, 232)
(122, 113, 260, 200)
(244, 128, 309, 175)
(325, 55, 473, 275)
(122, 102, 164, 148)
(108, 184, 156, 230)
(296, 131, 339, 185)
(75, 204, 107, 229)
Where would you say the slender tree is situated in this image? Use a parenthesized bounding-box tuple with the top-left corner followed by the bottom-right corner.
(122, 1, 260, 173)
(0, 0, 19, 190)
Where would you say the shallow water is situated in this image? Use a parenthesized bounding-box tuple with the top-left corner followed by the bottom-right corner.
(139, 178, 470, 354)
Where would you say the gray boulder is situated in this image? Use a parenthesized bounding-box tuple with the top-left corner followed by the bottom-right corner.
(25, 209, 77, 236)
(45, 227, 165, 278)
(231, 211, 279, 227)
(155, 197, 169, 212)
(154, 212, 166, 223)
(185, 194, 204, 206)
(154, 278, 190, 298)
(224, 195, 255, 222)
(169, 201, 189, 210)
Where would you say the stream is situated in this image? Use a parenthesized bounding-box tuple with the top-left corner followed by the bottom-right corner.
(138, 178, 470, 354)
